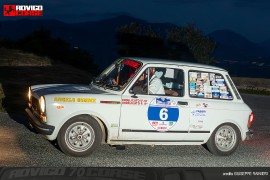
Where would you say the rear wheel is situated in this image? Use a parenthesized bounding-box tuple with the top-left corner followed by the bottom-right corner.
(57, 115, 102, 157)
(206, 123, 240, 156)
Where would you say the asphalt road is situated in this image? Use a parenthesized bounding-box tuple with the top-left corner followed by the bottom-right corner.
(0, 94, 269, 167)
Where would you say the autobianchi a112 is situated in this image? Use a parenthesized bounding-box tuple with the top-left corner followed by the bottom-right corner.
(26, 57, 254, 156)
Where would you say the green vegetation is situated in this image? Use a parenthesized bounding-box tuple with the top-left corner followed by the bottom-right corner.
(0, 47, 51, 66)
(116, 22, 216, 64)
(0, 83, 5, 112)
(0, 48, 91, 114)
(232, 77, 270, 95)
(167, 24, 216, 64)
(0, 28, 100, 114)
(238, 88, 270, 96)
(0, 28, 99, 74)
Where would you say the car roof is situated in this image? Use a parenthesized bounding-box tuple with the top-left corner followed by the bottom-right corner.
(125, 57, 227, 72)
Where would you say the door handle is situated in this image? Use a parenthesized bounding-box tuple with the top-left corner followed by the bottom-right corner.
(178, 101, 188, 106)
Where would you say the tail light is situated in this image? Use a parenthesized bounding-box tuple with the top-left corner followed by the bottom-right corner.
(248, 113, 254, 128)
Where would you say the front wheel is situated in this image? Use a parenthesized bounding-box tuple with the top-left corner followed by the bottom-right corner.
(57, 116, 102, 157)
(206, 123, 240, 156)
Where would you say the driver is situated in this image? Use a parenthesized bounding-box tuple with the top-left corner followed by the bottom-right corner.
(112, 64, 136, 88)
(137, 68, 165, 95)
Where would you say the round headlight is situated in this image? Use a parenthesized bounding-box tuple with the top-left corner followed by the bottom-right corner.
(28, 87, 32, 102)
(39, 96, 46, 113)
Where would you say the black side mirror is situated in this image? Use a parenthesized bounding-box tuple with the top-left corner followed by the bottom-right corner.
(129, 86, 142, 98)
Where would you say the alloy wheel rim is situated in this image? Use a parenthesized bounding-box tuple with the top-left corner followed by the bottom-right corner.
(65, 122, 95, 152)
(215, 125, 236, 152)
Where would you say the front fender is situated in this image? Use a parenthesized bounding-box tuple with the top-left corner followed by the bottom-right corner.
(46, 109, 111, 141)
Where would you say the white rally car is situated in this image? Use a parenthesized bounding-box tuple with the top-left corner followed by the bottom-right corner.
(26, 57, 254, 156)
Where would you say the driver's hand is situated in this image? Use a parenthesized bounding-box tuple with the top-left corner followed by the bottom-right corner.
(112, 79, 117, 85)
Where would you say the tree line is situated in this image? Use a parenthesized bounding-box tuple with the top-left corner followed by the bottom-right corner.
(0, 28, 99, 74)
(116, 22, 216, 64)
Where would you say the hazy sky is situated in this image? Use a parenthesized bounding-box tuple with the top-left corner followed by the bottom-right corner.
(1, 0, 270, 42)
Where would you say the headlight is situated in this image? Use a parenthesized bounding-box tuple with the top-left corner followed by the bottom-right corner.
(28, 87, 32, 102)
(39, 96, 46, 114)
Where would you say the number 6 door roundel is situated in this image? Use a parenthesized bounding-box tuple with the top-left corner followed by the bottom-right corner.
(147, 97, 179, 131)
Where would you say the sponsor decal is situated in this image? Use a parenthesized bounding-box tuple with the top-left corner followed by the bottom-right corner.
(195, 103, 208, 108)
(151, 121, 158, 126)
(191, 109, 206, 116)
(54, 97, 75, 103)
(3, 5, 43, 16)
(190, 109, 207, 129)
(56, 105, 64, 109)
(201, 73, 209, 80)
(189, 72, 197, 82)
(203, 103, 208, 108)
(220, 86, 228, 93)
(220, 93, 232, 99)
(212, 86, 220, 99)
(204, 86, 212, 98)
(189, 82, 196, 95)
(210, 73, 215, 81)
(77, 98, 96, 103)
(54, 97, 96, 103)
(100, 100, 121, 104)
(147, 97, 179, 131)
(196, 81, 202, 86)
(189, 71, 233, 100)
(215, 75, 222, 79)
(216, 79, 225, 86)
(122, 99, 148, 105)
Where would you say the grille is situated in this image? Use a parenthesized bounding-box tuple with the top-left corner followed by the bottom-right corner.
(31, 96, 40, 113)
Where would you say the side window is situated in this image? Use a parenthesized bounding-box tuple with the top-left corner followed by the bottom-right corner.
(131, 67, 184, 97)
(189, 71, 233, 100)
(161, 68, 184, 97)
(226, 75, 241, 100)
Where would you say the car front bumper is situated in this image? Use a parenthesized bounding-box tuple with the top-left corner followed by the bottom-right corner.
(25, 108, 55, 135)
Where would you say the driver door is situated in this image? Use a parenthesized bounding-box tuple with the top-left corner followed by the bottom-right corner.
(118, 66, 190, 142)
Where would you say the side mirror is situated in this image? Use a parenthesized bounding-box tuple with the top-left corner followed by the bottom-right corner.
(129, 86, 142, 98)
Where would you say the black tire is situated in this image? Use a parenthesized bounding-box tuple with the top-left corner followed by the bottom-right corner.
(57, 115, 102, 157)
(206, 123, 240, 156)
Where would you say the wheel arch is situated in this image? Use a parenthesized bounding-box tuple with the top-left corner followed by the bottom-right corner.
(56, 114, 105, 157)
(206, 121, 242, 156)
(61, 114, 108, 144)
(90, 115, 108, 144)
(206, 120, 244, 143)
(49, 111, 109, 142)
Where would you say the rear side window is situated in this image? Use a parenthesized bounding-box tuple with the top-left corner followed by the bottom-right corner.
(189, 71, 233, 100)
(226, 75, 241, 100)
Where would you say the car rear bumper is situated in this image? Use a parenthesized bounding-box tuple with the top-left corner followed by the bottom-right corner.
(246, 129, 254, 140)
(25, 108, 55, 135)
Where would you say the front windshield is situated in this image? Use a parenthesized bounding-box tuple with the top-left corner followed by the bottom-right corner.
(93, 58, 142, 91)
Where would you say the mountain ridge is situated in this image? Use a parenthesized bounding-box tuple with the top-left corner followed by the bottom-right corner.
(208, 29, 270, 61)
(1, 16, 270, 77)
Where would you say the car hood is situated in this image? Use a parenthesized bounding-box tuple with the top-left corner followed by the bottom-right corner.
(31, 84, 110, 97)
